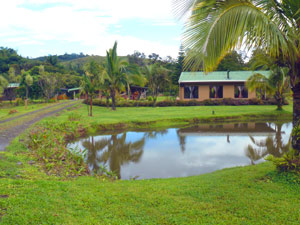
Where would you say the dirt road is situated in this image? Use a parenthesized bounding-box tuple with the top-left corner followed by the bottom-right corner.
(0, 101, 79, 151)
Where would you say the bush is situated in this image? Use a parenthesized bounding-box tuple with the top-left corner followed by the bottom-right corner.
(147, 96, 153, 102)
(14, 98, 24, 106)
(87, 97, 289, 107)
(266, 149, 300, 174)
(49, 99, 56, 103)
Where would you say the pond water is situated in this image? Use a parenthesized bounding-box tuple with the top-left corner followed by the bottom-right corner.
(67, 121, 292, 180)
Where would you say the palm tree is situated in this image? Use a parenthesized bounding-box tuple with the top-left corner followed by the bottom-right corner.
(246, 73, 272, 100)
(269, 67, 290, 110)
(81, 61, 104, 116)
(247, 51, 290, 109)
(104, 41, 128, 110)
(175, 0, 300, 150)
(246, 68, 290, 110)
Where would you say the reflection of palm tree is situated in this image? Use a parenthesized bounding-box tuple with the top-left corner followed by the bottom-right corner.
(143, 130, 167, 139)
(245, 144, 268, 165)
(99, 133, 145, 179)
(81, 136, 110, 173)
(81, 133, 145, 179)
(245, 124, 291, 164)
(176, 130, 186, 153)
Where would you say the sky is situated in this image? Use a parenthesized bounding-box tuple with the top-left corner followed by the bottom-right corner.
(0, 0, 184, 59)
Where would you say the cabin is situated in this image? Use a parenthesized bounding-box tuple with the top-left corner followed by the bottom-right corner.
(60, 87, 83, 99)
(2, 83, 20, 101)
(178, 71, 270, 101)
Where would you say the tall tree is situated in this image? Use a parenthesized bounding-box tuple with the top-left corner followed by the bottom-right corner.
(104, 41, 128, 110)
(0, 75, 8, 96)
(173, 45, 185, 85)
(217, 51, 246, 71)
(144, 64, 170, 105)
(175, 0, 300, 151)
(81, 61, 104, 116)
(38, 65, 57, 102)
(20, 71, 33, 109)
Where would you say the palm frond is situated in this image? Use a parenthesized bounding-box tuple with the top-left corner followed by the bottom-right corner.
(178, 0, 298, 72)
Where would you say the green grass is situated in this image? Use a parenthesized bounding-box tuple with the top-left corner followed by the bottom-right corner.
(0, 101, 68, 120)
(0, 103, 298, 224)
(52, 104, 292, 131)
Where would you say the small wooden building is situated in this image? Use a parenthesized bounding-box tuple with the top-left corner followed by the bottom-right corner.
(2, 83, 20, 101)
(178, 71, 270, 101)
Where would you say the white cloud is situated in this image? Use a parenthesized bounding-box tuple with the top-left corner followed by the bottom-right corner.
(0, 0, 181, 57)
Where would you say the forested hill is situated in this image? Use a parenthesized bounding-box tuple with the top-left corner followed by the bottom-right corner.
(33, 53, 88, 62)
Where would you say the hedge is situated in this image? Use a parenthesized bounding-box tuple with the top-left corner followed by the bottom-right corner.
(85, 98, 289, 107)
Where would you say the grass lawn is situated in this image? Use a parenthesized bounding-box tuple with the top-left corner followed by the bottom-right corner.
(0, 103, 298, 224)
(53, 104, 293, 130)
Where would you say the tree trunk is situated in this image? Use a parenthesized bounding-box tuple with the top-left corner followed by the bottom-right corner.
(292, 86, 300, 151)
(25, 87, 28, 110)
(111, 90, 116, 110)
(106, 96, 109, 108)
(275, 92, 283, 111)
(90, 97, 93, 117)
(127, 83, 131, 100)
(86, 93, 90, 116)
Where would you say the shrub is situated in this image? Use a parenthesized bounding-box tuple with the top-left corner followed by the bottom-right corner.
(87, 97, 289, 107)
(14, 98, 24, 106)
(26, 123, 89, 177)
(266, 149, 300, 174)
(147, 96, 153, 101)
(49, 99, 56, 103)
(248, 98, 263, 105)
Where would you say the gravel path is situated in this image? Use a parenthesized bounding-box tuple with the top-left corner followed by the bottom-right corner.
(0, 101, 71, 124)
(0, 101, 78, 151)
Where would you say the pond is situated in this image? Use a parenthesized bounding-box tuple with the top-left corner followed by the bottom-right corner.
(67, 121, 292, 180)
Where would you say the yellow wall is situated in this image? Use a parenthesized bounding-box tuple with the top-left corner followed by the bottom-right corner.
(179, 84, 256, 101)
(248, 91, 256, 98)
(223, 85, 234, 98)
(198, 85, 210, 101)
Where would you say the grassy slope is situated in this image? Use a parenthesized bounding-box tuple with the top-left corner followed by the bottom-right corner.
(0, 104, 298, 224)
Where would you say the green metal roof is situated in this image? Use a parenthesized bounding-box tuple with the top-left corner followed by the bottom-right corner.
(7, 83, 20, 88)
(68, 87, 82, 92)
(179, 71, 271, 83)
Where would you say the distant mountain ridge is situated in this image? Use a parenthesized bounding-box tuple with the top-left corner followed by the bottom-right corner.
(33, 53, 89, 62)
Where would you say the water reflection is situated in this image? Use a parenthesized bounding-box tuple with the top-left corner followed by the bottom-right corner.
(81, 133, 145, 179)
(68, 121, 292, 179)
(245, 124, 291, 165)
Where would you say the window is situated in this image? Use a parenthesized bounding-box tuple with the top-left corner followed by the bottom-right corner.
(209, 86, 223, 98)
(184, 86, 199, 99)
(234, 85, 248, 98)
